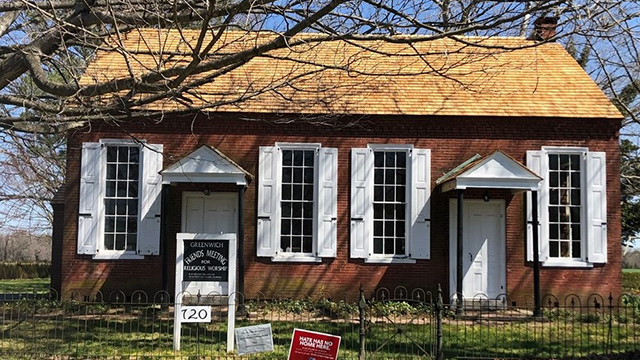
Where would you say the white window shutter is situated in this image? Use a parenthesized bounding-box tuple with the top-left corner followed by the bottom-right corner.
(257, 146, 281, 257)
(526, 150, 549, 262)
(587, 152, 607, 263)
(138, 144, 163, 255)
(78, 142, 101, 255)
(351, 148, 372, 259)
(317, 148, 338, 258)
(410, 149, 431, 259)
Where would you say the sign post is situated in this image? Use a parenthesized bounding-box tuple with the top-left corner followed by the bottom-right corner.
(173, 233, 237, 352)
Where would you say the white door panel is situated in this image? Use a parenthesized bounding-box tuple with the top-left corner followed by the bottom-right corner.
(451, 200, 505, 300)
(182, 192, 237, 296)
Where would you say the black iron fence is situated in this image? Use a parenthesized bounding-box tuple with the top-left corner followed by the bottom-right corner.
(0, 286, 638, 359)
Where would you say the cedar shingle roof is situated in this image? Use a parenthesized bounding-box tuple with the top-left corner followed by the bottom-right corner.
(80, 29, 622, 119)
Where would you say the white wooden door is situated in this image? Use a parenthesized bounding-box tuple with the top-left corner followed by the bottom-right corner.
(182, 192, 237, 296)
(450, 200, 505, 300)
(462, 202, 503, 298)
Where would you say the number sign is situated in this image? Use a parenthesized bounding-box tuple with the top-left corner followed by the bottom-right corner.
(183, 239, 229, 282)
(179, 306, 211, 323)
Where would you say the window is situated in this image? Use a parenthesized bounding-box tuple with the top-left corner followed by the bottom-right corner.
(77, 141, 163, 258)
(351, 146, 431, 263)
(547, 153, 582, 259)
(280, 149, 315, 254)
(527, 147, 607, 266)
(257, 144, 337, 261)
(104, 146, 140, 252)
(373, 151, 407, 256)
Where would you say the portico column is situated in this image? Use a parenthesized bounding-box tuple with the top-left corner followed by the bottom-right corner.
(531, 190, 542, 317)
(237, 185, 245, 301)
(456, 189, 464, 314)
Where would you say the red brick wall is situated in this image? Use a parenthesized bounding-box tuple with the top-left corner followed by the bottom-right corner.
(58, 113, 622, 302)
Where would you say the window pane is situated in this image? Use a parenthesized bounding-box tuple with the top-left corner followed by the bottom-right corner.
(396, 186, 406, 202)
(105, 217, 115, 233)
(105, 199, 116, 215)
(127, 235, 137, 251)
(303, 202, 312, 218)
(304, 151, 314, 167)
(384, 221, 394, 236)
(571, 155, 580, 170)
(396, 221, 405, 238)
(560, 242, 570, 257)
(116, 200, 127, 215)
(384, 238, 394, 254)
(283, 150, 292, 166)
(374, 152, 384, 167)
(282, 168, 292, 183)
(303, 220, 312, 235)
(571, 190, 581, 205)
(396, 153, 406, 167)
(549, 155, 559, 170)
(396, 205, 405, 220)
(550, 224, 559, 239)
(385, 186, 394, 202)
(385, 152, 395, 167)
(128, 217, 137, 234)
(303, 237, 312, 253)
(570, 207, 580, 223)
(128, 181, 138, 198)
(107, 164, 116, 180)
(560, 224, 570, 239)
(374, 204, 383, 219)
(572, 224, 581, 240)
(282, 202, 291, 217)
(128, 200, 138, 215)
(572, 241, 581, 258)
(374, 238, 383, 254)
(293, 185, 302, 200)
(281, 236, 291, 251)
(292, 237, 301, 252)
(107, 147, 117, 162)
(304, 168, 313, 183)
(560, 155, 570, 170)
(396, 169, 406, 185)
(105, 235, 115, 250)
(106, 181, 116, 197)
(129, 147, 139, 163)
(117, 182, 127, 197)
(550, 189, 558, 205)
(293, 151, 303, 166)
(560, 172, 568, 187)
(560, 189, 569, 205)
(385, 169, 395, 184)
(374, 169, 383, 184)
(292, 219, 302, 235)
(303, 185, 313, 201)
(571, 172, 580, 188)
(117, 164, 128, 180)
(549, 171, 558, 188)
(116, 217, 126, 232)
(374, 221, 383, 236)
(395, 238, 405, 255)
(549, 241, 559, 257)
(374, 186, 383, 202)
(281, 219, 291, 235)
(293, 168, 303, 183)
(549, 206, 559, 223)
(282, 185, 291, 200)
(118, 147, 129, 162)
(385, 204, 394, 219)
(115, 234, 126, 250)
(559, 207, 570, 222)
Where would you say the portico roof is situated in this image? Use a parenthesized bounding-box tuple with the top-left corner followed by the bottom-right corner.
(437, 150, 541, 192)
(161, 145, 253, 185)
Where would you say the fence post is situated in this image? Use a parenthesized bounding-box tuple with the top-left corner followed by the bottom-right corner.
(359, 284, 366, 360)
(436, 284, 444, 360)
(607, 292, 613, 354)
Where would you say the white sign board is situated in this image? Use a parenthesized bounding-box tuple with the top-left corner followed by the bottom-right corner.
(174, 233, 237, 353)
(235, 324, 274, 355)
(178, 306, 212, 323)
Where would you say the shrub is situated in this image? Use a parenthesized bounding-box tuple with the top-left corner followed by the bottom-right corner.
(0, 262, 51, 279)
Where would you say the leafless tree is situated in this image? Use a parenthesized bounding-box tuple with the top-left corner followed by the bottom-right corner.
(0, 0, 637, 231)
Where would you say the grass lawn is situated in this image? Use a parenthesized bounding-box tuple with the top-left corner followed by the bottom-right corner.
(0, 277, 50, 292)
(623, 269, 640, 273)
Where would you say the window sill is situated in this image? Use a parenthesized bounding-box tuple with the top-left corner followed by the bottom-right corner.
(92, 253, 145, 260)
(541, 259, 593, 268)
(271, 255, 322, 263)
(364, 257, 416, 264)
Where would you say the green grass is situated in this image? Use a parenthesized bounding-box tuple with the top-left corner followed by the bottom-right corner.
(0, 277, 50, 292)
(0, 302, 637, 360)
(622, 268, 640, 273)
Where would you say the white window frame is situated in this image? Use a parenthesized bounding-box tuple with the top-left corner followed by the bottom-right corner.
(366, 144, 414, 263)
(94, 139, 145, 260)
(272, 142, 322, 263)
(543, 147, 587, 265)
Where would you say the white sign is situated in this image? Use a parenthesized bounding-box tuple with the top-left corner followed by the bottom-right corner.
(179, 306, 211, 323)
(174, 233, 237, 353)
(235, 324, 274, 355)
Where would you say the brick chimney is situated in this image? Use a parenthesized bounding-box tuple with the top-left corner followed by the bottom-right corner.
(532, 16, 558, 41)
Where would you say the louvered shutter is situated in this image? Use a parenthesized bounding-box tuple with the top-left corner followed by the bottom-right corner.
(77, 142, 101, 255)
(350, 148, 372, 259)
(410, 149, 431, 259)
(526, 151, 549, 262)
(587, 152, 607, 263)
(138, 144, 163, 255)
(317, 148, 338, 257)
(257, 146, 281, 257)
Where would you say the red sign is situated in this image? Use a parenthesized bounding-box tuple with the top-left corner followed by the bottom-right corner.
(288, 329, 341, 360)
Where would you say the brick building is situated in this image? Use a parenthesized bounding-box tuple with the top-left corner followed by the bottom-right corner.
(52, 28, 623, 302)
